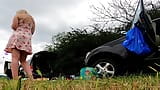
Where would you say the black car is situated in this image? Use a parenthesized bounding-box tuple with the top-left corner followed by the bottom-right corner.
(4, 61, 30, 79)
(84, 0, 160, 77)
(4, 61, 12, 78)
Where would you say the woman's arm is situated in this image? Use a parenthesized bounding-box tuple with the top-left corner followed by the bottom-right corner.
(31, 17, 35, 35)
(11, 16, 18, 30)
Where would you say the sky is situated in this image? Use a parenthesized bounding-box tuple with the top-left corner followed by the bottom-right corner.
(0, 0, 110, 73)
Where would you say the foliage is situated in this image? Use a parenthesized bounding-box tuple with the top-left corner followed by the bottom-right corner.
(45, 25, 124, 76)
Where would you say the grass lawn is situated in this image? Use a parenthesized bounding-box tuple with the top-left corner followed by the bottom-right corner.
(0, 74, 160, 90)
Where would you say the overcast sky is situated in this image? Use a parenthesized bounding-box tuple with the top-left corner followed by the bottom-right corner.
(0, 0, 111, 73)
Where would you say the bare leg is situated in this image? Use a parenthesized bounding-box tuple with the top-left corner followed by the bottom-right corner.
(11, 49, 20, 80)
(20, 51, 33, 80)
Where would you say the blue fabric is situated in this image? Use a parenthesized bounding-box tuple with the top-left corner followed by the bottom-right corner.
(122, 26, 151, 55)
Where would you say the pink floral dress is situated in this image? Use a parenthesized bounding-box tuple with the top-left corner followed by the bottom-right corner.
(5, 19, 33, 55)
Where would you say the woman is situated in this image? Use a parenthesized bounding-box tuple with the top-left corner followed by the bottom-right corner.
(4, 10, 35, 80)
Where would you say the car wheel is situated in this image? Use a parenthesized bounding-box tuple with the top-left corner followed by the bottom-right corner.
(91, 58, 119, 78)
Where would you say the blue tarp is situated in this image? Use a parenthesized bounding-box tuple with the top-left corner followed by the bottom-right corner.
(122, 26, 151, 55)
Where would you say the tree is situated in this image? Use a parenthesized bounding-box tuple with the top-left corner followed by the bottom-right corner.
(90, 0, 160, 31)
(44, 25, 123, 76)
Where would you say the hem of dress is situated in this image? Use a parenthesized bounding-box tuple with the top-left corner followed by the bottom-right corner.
(4, 47, 32, 55)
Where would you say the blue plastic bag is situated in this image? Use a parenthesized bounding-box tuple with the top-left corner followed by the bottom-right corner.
(122, 26, 151, 55)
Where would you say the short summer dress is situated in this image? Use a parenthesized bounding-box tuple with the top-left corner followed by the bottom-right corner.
(5, 19, 33, 55)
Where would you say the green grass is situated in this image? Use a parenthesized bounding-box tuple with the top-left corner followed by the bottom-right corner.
(0, 74, 160, 90)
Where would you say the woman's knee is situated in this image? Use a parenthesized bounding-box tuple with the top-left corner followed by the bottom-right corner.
(11, 61, 19, 68)
(20, 60, 27, 65)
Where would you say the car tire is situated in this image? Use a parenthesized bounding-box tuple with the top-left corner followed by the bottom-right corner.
(91, 57, 122, 78)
